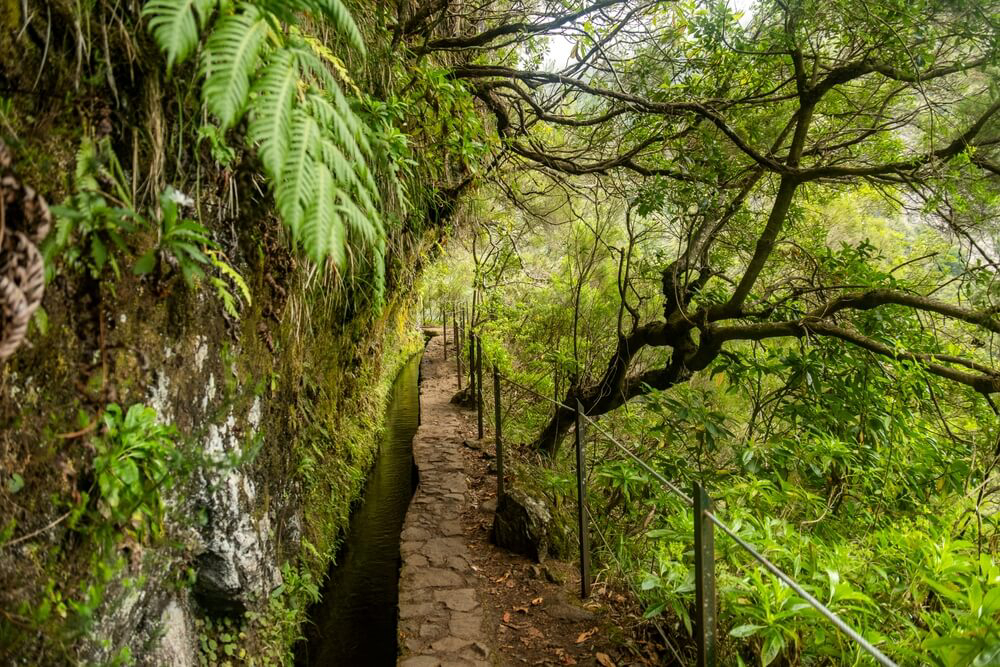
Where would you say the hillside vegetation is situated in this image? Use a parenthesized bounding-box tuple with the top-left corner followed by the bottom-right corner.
(2, 0, 1000, 665)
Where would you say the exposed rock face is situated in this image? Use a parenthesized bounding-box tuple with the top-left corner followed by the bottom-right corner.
(491, 489, 552, 563)
(192, 403, 281, 614)
(147, 599, 199, 667)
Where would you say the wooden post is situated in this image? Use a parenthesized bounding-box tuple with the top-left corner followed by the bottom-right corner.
(574, 400, 591, 599)
(694, 482, 717, 667)
(442, 306, 448, 360)
(493, 364, 504, 499)
(476, 337, 484, 440)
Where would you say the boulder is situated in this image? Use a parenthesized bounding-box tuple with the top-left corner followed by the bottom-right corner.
(478, 498, 497, 515)
(450, 386, 477, 407)
(491, 489, 551, 562)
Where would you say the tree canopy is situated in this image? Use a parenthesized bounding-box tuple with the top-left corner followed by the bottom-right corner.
(407, 0, 1000, 452)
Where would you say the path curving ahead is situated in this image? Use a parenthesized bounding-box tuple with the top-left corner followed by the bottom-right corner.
(397, 332, 493, 667)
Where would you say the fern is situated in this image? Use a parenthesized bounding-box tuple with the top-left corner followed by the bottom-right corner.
(256, 0, 365, 54)
(303, 35, 362, 97)
(276, 108, 320, 236)
(143, 0, 218, 72)
(200, 6, 268, 129)
(315, 134, 376, 216)
(304, 167, 346, 267)
(305, 91, 374, 182)
(145, 0, 390, 288)
(208, 250, 252, 316)
(309, 0, 366, 55)
(247, 50, 298, 179)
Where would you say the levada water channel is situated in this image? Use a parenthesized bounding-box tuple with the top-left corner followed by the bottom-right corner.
(298, 352, 421, 665)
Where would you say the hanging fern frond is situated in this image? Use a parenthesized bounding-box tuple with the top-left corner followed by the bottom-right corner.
(305, 91, 375, 195)
(143, 0, 218, 72)
(310, 0, 366, 56)
(303, 167, 346, 267)
(302, 35, 362, 97)
(144, 0, 390, 292)
(314, 134, 376, 215)
(372, 235, 386, 306)
(248, 50, 299, 179)
(255, 0, 365, 55)
(339, 192, 377, 245)
(276, 108, 320, 236)
(200, 6, 268, 129)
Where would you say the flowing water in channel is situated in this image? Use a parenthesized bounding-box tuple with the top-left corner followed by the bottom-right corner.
(298, 353, 421, 666)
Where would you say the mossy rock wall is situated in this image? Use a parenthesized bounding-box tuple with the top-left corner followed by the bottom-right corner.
(0, 2, 443, 664)
(1, 196, 430, 664)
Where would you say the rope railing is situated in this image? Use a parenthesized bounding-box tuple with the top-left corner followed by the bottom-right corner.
(445, 322, 898, 667)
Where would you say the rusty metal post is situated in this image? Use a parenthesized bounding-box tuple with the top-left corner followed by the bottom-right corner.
(575, 400, 591, 599)
(494, 365, 504, 499)
(476, 336, 484, 440)
(694, 482, 717, 667)
(468, 331, 476, 397)
(454, 306, 461, 390)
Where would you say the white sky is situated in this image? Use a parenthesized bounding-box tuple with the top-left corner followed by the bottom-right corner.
(541, 0, 757, 71)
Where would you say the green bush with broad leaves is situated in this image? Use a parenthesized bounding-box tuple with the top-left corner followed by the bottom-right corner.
(92, 403, 178, 540)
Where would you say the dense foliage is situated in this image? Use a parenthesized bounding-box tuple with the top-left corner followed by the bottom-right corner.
(423, 0, 1000, 663)
(3, 0, 1000, 663)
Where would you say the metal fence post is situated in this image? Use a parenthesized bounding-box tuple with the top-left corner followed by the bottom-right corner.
(456, 336, 463, 390)
(694, 482, 717, 667)
(454, 306, 461, 390)
(575, 400, 591, 599)
(469, 331, 476, 397)
(476, 336, 484, 440)
(493, 365, 504, 499)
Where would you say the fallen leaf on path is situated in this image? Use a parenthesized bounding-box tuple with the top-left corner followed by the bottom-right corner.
(575, 627, 598, 644)
(596, 652, 616, 667)
(531, 596, 543, 605)
(503, 611, 512, 623)
(554, 648, 577, 665)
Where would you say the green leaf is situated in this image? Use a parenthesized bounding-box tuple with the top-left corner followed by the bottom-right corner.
(730, 624, 764, 638)
(90, 235, 108, 271)
(761, 633, 784, 666)
(200, 6, 267, 129)
(134, 250, 157, 275)
(310, 0, 366, 55)
(143, 0, 218, 73)
(6, 473, 24, 494)
(303, 166, 346, 267)
(276, 107, 319, 236)
(248, 50, 298, 180)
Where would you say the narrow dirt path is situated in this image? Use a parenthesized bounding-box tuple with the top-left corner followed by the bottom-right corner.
(398, 331, 650, 667)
